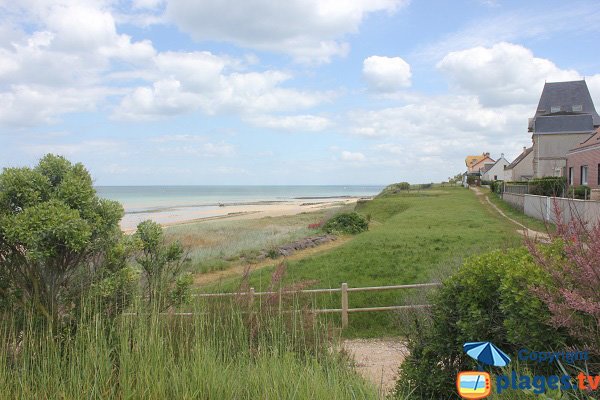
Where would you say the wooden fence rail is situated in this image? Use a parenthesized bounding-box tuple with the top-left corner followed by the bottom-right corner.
(194, 282, 441, 328)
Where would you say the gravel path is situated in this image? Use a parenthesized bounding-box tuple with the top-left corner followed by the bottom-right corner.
(342, 338, 408, 397)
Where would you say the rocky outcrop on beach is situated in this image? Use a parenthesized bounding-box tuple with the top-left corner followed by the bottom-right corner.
(257, 234, 337, 260)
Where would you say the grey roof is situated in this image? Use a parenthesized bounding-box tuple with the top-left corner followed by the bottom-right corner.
(534, 114, 594, 134)
(531, 80, 600, 127)
(505, 147, 532, 170)
(480, 163, 494, 173)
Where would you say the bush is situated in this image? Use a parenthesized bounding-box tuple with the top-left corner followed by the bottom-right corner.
(0, 154, 125, 323)
(527, 177, 566, 196)
(567, 185, 590, 199)
(489, 180, 503, 194)
(395, 248, 570, 399)
(322, 212, 368, 235)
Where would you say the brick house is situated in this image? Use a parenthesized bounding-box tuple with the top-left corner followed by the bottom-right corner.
(566, 129, 600, 189)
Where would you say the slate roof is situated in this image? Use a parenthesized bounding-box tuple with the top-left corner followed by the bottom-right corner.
(534, 114, 594, 134)
(505, 147, 533, 170)
(531, 80, 600, 128)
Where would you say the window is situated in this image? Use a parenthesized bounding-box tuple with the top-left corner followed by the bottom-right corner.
(494, 175, 498, 180)
(581, 165, 588, 185)
(572, 104, 583, 112)
(551, 106, 561, 113)
(569, 167, 574, 185)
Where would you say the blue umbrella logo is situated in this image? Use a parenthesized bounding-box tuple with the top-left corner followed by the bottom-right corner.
(463, 341, 511, 367)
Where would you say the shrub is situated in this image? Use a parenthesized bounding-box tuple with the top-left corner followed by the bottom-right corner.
(322, 212, 368, 235)
(395, 248, 570, 399)
(526, 204, 600, 359)
(528, 177, 566, 196)
(566, 185, 590, 199)
(134, 220, 190, 309)
(0, 154, 125, 323)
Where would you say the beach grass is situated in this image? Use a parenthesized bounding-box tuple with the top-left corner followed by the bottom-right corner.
(0, 300, 377, 399)
(201, 187, 530, 337)
(164, 205, 352, 274)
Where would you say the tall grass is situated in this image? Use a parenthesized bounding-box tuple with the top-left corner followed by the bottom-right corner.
(0, 299, 377, 399)
(165, 206, 351, 274)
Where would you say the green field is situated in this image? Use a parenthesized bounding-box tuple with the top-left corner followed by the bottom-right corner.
(200, 187, 535, 337)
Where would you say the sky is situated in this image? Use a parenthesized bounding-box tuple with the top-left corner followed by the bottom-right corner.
(1, 0, 599, 185)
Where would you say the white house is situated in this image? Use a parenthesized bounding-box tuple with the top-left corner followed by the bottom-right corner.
(481, 154, 511, 181)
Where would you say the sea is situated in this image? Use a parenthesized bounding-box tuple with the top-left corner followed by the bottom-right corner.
(95, 185, 384, 230)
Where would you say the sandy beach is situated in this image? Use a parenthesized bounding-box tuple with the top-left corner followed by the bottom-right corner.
(120, 197, 365, 232)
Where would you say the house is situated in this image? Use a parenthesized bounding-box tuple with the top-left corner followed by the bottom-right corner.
(504, 146, 534, 181)
(566, 128, 600, 189)
(481, 154, 511, 181)
(529, 80, 600, 178)
(465, 153, 494, 173)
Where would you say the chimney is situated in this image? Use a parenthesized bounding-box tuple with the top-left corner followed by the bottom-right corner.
(501, 153, 504, 159)
(523, 146, 526, 153)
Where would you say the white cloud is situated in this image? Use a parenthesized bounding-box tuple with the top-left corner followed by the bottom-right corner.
(246, 114, 332, 132)
(23, 139, 120, 157)
(340, 150, 366, 162)
(166, 0, 407, 63)
(0, 85, 109, 126)
(437, 42, 580, 107)
(415, 3, 600, 62)
(148, 134, 235, 156)
(114, 51, 333, 120)
(363, 56, 411, 92)
(0, 1, 156, 127)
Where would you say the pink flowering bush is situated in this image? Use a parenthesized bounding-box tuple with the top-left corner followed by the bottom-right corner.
(526, 203, 600, 356)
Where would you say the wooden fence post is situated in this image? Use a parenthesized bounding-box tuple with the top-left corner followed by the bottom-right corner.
(341, 283, 348, 329)
(249, 287, 255, 308)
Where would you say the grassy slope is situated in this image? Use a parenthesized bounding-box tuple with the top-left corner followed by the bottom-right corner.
(204, 187, 528, 337)
(165, 205, 351, 274)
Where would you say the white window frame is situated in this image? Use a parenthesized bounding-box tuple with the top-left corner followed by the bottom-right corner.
(581, 165, 588, 185)
(569, 167, 574, 185)
(550, 106, 561, 113)
(572, 104, 583, 112)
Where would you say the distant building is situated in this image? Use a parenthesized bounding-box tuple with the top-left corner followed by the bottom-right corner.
(566, 129, 600, 189)
(465, 152, 495, 173)
(529, 80, 600, 178)
(504, 146, 534, 181)
(481, 154, 511, 181)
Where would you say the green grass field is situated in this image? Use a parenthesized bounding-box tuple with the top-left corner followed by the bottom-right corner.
(201, 187, 535, 337)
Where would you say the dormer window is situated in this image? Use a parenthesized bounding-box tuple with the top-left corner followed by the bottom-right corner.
(550, 106, 561, 113)
(572, 104, 583, 112)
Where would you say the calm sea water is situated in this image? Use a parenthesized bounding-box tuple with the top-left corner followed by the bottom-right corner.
(95, 185, 384, 213)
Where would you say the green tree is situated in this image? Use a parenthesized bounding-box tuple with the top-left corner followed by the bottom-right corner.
(0, 154, 125, 322)
(134, 220, 190, 309)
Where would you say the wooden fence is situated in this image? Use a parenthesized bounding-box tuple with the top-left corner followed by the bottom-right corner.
(195, 282, 441, 328)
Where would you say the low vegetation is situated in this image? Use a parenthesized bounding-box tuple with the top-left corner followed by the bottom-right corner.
(0, 155, 378, 399)
(205, 186, 528, 337)
(322, 212, 369, 235)
(163, 205, 351, 274)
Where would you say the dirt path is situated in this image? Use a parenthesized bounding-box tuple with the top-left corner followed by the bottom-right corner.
(470, 186, 550, 242)
(194, 236, 352, 286)
(342, 338, 407, 397)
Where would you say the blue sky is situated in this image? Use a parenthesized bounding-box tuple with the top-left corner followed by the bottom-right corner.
(1, 0, 599, 185)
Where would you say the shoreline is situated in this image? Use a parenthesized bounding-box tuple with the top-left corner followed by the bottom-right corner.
(121, 197, 369, 233)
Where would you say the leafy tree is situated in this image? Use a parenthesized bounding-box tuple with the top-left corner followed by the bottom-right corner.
(134, 220, 190, 309)
(0, 154, 124, 323)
